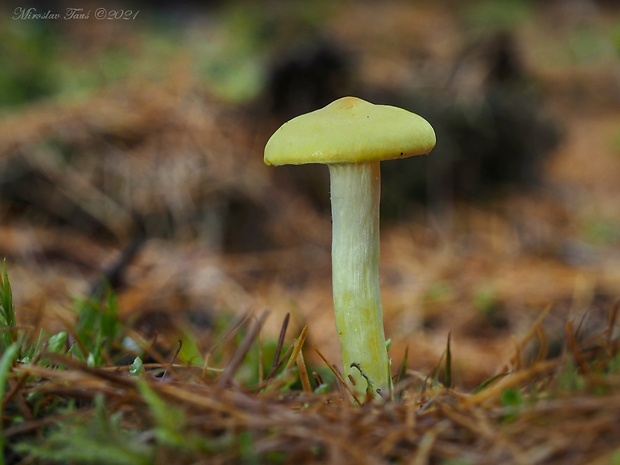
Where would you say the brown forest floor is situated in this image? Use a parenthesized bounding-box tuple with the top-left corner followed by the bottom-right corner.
(1, 1, 620, 464)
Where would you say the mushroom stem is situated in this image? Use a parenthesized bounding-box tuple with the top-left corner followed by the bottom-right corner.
(329, 161, 390, 398)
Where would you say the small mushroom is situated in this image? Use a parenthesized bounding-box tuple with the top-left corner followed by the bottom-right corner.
(264, 96, 435, 399)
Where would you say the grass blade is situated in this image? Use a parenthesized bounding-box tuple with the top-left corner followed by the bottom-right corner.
(0, 260, 17, 351)
(218, 309, 269, 388)
(445, 332, 452, 389)
(0, 342, 20, 465)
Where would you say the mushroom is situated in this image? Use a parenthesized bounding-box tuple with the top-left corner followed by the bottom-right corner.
(264, 96, 435, 400)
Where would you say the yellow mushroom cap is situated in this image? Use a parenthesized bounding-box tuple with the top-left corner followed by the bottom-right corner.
(264, 96, 436, 166)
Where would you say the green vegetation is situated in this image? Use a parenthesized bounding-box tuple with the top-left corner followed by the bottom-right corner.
(462, 0, 533, 34)
(0, 260, 17, 352)
(0, 22, 60, 106)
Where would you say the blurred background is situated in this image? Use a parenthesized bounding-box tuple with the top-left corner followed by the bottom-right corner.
(1, 0, 619, 387)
